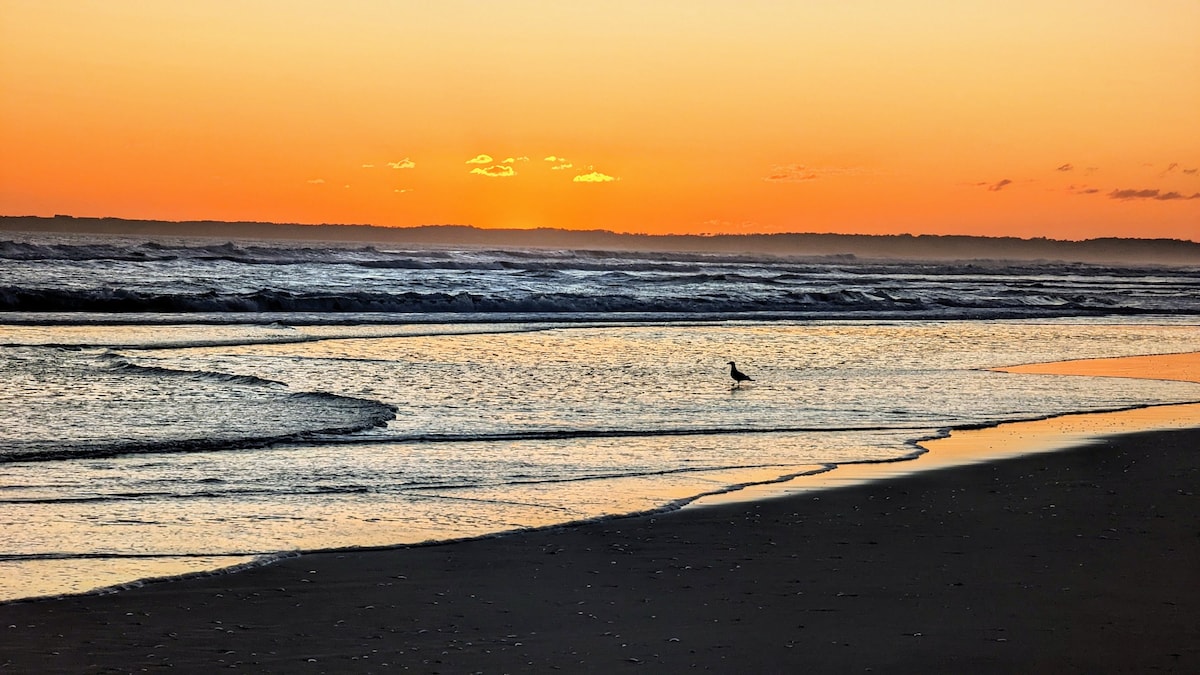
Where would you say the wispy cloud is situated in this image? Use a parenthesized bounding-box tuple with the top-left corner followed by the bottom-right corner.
(394, 188, 413, 193)
(470, 165, 516, 178)
(965, 178, 1019, 192)
(1067, 184, 1101, 195)
(763, 164, 870, 182)
(361, 164, 375, 169)
(388, 158, 416, 169)
(544, 155, 573, 171)
(1109, 188, 1200, 201)
(763, 165, 819, 182)
(1153, 163, 1200, 178)
(502, 156, 530, 164)
(465, 154, 494, 165)
(1055, 163, 1101, 175)
(574, 171, 617, 183)
(306, 178, 325, 184)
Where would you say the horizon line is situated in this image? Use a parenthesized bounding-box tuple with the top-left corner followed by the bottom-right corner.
(4, 214, 1198, 246)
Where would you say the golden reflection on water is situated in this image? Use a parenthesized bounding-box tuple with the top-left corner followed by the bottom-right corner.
(694, 352, 1200, 506)
(999, 351, 1200, 383)
(0, 557, 260, 602)
(5, 327, 1198, 601)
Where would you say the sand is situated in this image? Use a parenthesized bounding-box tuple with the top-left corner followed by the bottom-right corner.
(3, 352, 1199, 673)
(0, 427, 1196, 673)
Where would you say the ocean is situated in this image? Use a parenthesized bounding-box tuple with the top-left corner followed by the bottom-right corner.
(2, 231, 1199, 601)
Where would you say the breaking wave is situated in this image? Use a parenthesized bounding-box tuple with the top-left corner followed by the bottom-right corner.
(0, 285, 1180, 317)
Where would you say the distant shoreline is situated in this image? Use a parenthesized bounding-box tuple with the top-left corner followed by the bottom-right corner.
(4, 214, 1199, 265)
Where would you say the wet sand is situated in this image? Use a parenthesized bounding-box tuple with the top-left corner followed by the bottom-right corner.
(2, 354, 1199, 673)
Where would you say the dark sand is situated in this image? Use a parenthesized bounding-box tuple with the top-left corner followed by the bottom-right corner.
(2, 428, 1197, 673)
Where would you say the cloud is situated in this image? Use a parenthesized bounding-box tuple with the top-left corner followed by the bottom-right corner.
(470, 165, 516, 178)
(465, 154, 494, 164)
(988, 179, 1013, 192)
(1108, 188, 1200, 201)
(763, 164, 872, 182)
(1153, 162, 1200, 178)
(361, 164, 375, 169)
(551, 162, 574, 170)
(573, 171, 617, 183)
(1067, 184, 1101, 195)
(502, 156, 530, 164)
(1056, 163, 1073, 172)
(306, 178, 325, 184)
(388, 158, 416, 169)
(763, 164, 820, 182)
(544, 156, 563, 162)
(394, 188, 413, 193)
(544, 155, 573, 170)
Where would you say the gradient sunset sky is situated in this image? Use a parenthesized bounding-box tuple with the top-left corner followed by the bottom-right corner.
(2, 1, 1198, 239)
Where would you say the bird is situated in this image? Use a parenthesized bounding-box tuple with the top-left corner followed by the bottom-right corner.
(728, 361, 753, 388)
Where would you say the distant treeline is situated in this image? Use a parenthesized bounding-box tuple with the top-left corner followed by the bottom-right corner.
(3, 215, 1199, 265)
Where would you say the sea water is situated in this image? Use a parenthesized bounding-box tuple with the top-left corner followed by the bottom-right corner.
(1, 233, 1198, 600)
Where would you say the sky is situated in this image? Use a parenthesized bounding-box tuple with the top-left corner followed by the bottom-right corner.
(2, 1, 1198, 240)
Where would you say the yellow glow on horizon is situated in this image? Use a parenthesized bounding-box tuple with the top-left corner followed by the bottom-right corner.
(2, 1, 1198, 240)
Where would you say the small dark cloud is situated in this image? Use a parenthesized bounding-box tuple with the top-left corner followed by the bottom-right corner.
(1154, 162, 1200, 178)
(988, 179, 1013, 192)
(1067, 184, 1101, 195)
(1056, 163, 1074, 172)
(1108, 188, 1200, 201)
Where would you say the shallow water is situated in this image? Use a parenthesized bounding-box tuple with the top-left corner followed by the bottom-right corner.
(2, 319, 1199, 601)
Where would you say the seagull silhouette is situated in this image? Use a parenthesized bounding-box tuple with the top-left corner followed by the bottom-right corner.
(728, 361, 753, 388)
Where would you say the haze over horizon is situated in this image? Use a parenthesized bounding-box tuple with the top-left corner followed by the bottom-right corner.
(2, 1, 1198, 240)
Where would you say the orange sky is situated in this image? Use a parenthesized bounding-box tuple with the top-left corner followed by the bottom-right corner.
(2, 1, 1198, 239)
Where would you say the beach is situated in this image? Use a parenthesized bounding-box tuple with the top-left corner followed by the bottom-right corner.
(3, 354, 1198, 673)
